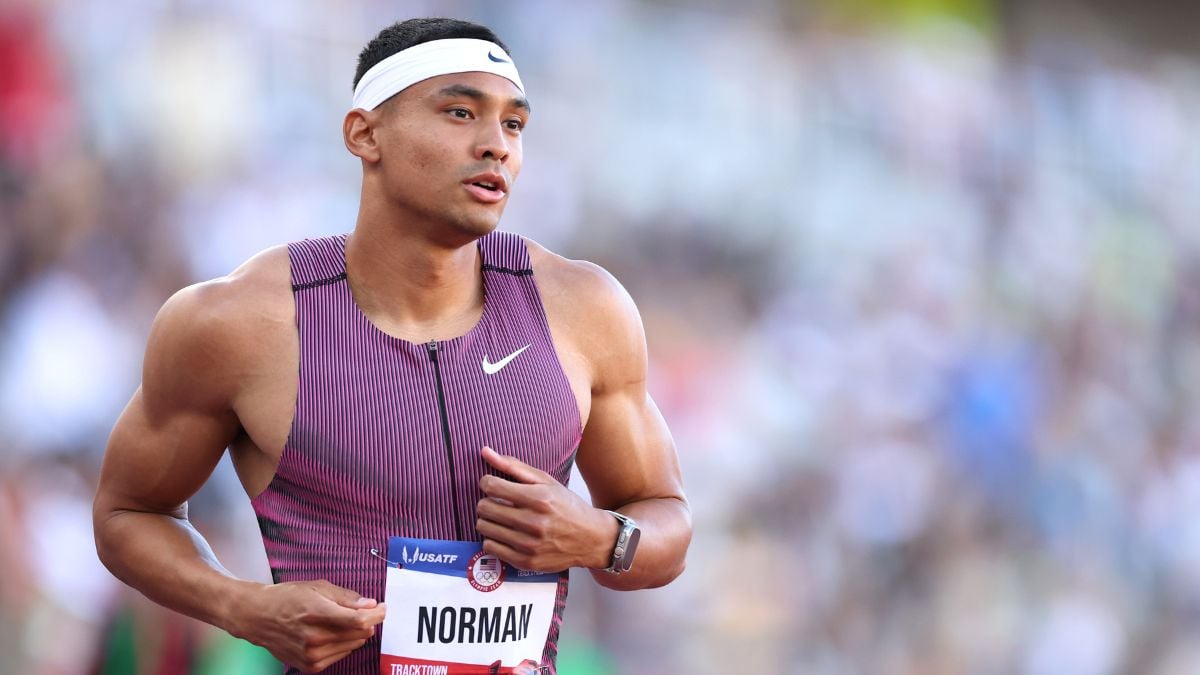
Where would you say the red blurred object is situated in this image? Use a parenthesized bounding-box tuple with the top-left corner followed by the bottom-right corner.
(0, 6, 73, 171)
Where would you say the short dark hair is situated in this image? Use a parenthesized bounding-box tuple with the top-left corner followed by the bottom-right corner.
(353, 18, 510, 90)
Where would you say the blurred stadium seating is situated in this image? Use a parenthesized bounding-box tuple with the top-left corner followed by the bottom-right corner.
(2, 1, 1199, 673)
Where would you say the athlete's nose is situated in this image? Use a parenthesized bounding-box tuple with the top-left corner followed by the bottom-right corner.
(474, 120, 510, 163)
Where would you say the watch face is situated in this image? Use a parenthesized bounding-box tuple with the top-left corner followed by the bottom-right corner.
(620, 527, 641, 571)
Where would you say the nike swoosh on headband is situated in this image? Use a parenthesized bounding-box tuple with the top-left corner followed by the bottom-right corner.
(352, 39, 525, 111)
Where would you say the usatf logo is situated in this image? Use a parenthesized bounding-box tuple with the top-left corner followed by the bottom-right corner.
(467, 550, 506, 592)
(401, 545, 459, 566)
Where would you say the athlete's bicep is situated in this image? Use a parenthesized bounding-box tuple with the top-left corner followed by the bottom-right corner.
(575, 384, 685, 511)
(568, 266, 685, 510)
(95, 283, 243, 518)
(99, 389, 239, 516)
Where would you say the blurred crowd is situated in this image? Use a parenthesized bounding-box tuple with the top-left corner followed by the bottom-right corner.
(2, 0, 1199, 673)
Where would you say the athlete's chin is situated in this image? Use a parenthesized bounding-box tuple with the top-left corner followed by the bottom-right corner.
(448, 208, 505, 238)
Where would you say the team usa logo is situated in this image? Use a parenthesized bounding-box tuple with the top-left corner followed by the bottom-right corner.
(467, 550, 506, 592)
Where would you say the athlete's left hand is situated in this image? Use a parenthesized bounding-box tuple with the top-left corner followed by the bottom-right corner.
(476, 446, 618, 572)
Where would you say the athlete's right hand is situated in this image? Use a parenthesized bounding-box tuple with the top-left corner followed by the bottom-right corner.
(226, 579, 386, 673)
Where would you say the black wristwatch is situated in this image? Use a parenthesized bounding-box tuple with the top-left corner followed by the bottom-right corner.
(602, 510, 641, 574)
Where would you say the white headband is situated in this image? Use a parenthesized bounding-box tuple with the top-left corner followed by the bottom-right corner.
(352, 38, 525, 111)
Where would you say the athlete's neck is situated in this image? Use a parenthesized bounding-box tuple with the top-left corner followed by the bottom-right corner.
(345, 216, 484, 342)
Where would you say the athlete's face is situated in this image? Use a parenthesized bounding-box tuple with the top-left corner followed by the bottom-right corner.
(357, 71, 529, 239)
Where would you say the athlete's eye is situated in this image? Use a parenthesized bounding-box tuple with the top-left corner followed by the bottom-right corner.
(448, 107, 473, 119)
(505, 118, 525, 132)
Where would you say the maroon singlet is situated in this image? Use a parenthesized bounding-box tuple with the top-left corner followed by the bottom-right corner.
(251, 231, 582, 674)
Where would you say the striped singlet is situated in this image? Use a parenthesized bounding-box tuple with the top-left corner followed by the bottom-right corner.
(250, 231, 583, 674)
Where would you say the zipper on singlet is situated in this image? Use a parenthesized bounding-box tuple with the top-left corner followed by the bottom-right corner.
(427, 339, 465, 541)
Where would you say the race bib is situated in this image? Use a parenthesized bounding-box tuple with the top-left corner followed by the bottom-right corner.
(379, 537, 558, 675)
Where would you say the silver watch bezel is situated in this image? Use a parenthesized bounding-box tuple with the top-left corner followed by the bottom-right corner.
(602, 509, 640, 574)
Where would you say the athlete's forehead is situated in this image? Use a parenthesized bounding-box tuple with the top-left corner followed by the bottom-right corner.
(405, 72, 530, 112)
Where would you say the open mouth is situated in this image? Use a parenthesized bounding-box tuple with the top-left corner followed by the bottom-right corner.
(464, 180, 506, 203)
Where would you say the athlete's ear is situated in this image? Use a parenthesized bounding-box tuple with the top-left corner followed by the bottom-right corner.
(343, 108, 382, 164)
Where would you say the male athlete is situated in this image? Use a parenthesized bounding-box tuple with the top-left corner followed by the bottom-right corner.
(93, 17, 690, 675)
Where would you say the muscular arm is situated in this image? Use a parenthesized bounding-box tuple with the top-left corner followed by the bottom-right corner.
(477, 248, 691, 591)
(94, 282, 252, 627)
(94, 262, 385, 672)
(570, 263, 691, 590)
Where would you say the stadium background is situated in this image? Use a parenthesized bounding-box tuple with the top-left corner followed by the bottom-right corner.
(2, 0, 1199, 673)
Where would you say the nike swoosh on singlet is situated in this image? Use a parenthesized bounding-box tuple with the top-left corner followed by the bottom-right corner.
(482, 344, 530, 375)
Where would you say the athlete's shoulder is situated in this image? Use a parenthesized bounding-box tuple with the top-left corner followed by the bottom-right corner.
(524, 237, 635, 313)
(161, 245, 292, 331)
(142, 245, 294, 412)
(149, 246, 292, 371)
(524, 237, 647, 387)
